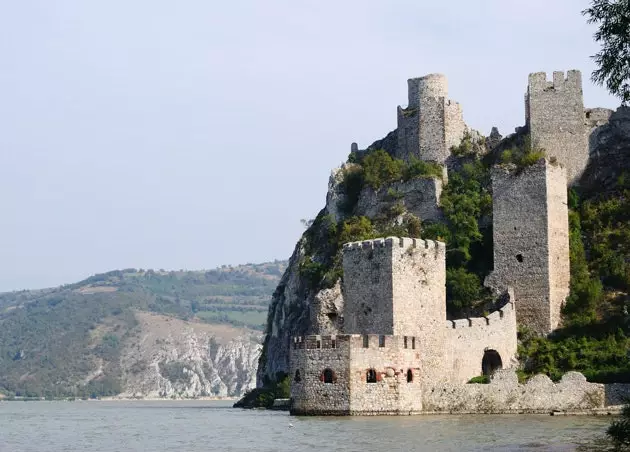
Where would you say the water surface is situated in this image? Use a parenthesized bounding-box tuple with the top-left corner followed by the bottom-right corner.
(0, 400, 612, 451)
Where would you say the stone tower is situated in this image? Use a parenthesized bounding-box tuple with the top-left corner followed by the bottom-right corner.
(396, 74, 466, 164)
(486, 159, 570, 334)
(342, 237, 447, 381)
(525, 70, 588, 185)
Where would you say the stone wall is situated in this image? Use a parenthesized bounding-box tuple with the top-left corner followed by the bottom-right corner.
(526, 70, 588, 184)
(423, 370, 606, 414)
(289, 335, 351, 415)
(486, 159, 569, 334)
(290, 334, 423, 415)
(446, 298, 518, 383)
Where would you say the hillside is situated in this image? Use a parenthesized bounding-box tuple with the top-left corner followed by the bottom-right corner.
(0, 261, 286, 399)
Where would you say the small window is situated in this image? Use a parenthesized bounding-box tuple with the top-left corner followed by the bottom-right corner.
(293, 341, 297, 350)
(316, 340, 321, 349)
(331, 339, 336, 349)
(363, 335, 369, 348)
(379, 335, 385, 347)
(516, 254, 524, 263)
(403, 336, 408, 349)
(323, 368, 335, 384)
(294, 370, 301, 383)
(412, 337, 416, 349)
(406, 369, 413, 383)
(366, 368, 377, 383)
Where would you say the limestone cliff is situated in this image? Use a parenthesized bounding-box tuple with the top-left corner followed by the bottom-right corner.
(119, 312, 262, 398)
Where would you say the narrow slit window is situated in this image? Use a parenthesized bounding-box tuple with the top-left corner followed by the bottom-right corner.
(316, 340, 321, 349)
(363, 335, 369, 348)
(379, 335, 385, 347)
(404, 336, 408, 349)
(411, 337, 416, 349)
(331, 339, 336, 349)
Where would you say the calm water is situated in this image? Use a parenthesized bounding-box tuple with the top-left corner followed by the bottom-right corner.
(0, 400, 613, 451)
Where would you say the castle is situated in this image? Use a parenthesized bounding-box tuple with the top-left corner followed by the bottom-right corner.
(289, 70, 614, 415)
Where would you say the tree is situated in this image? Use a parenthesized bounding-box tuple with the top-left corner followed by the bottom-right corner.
(583, 0, 630, 104)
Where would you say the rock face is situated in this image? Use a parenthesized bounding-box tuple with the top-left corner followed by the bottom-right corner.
(119, 312, 261, 398)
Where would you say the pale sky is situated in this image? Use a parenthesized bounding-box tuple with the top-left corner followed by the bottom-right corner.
(0, 0, 620, 291)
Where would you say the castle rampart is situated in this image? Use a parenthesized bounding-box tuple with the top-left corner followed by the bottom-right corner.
(486, 159, 569, 334)
(446, 297, 518, 383)
(525, 70, 588, 184)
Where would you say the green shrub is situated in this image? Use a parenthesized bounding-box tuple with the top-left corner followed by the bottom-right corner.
(339, 216, 375, 244)
(362, 149, 404, 189)
(467, 375, 490, 384)
(403, 157, 444, 181)
(339, 165, 365, 214)
(446, 268, 484, 313)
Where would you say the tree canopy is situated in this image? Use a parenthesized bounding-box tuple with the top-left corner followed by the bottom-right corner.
(583, 0, 630, 104)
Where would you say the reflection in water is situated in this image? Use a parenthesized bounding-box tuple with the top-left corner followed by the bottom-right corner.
(0, 400, 613, 452)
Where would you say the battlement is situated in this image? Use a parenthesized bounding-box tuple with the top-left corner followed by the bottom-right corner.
(342, 236, 445, 253)
(446, 302, 514, 329)
(528, 70, 582, 93)
(291, 334, 422, 352)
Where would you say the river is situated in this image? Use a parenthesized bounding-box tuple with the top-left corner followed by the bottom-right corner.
(0, 400, 614, 451)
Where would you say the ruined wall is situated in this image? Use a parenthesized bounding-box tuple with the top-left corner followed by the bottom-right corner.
(396, 74, 465, 164)
(526, 71, 588, 184)
(423, 370, 606, 414)
(447, 299, 518, 383)
(289, 335, 351, 415)
(486, 159, 569, 334)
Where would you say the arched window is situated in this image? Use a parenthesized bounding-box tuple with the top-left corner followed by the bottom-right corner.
(294, 370, 301, 383)
(482, 349, 503, 376)
(366, 368, 377, 383)
(406, 369, 413, 383)
(323, 368, 335, 384)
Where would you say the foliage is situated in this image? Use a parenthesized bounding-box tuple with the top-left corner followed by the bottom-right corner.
(233, 372, 289, 409)
(362, 149, 405, 190)
(446, 268, 484, 312)
(467, 375, 490, 384)
(339, 165, 365, 214)
(583, 0, 630, 104)
(608, 404, 630, 448)
(450, 131, 486, 157)
(403, 157, 445, 181)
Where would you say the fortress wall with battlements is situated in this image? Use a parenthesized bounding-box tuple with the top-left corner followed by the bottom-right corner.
(290, 334, 423, 415)
(289, 335, 352, 415)
(486, 159, 569, 334)
(526, 70, 588, 184)
(446, 299, 518, 383)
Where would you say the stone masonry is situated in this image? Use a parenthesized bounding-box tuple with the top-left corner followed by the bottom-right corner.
(396, 74, 466, 164)
(486, 159, 570, 334)
(526, 71, 588, 185)
(290, 237, 518, 415)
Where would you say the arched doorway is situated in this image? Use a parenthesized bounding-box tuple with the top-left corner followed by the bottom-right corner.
(482, 349, 502, 376)
(366, 369, 377, 383)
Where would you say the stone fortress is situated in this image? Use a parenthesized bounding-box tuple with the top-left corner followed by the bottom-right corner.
(289, 70, 623, 415)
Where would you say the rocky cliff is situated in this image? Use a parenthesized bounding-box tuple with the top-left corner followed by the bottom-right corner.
(119, 312, 261, 398)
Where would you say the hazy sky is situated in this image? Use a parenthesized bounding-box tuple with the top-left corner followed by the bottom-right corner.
(0, 0, 620, 291)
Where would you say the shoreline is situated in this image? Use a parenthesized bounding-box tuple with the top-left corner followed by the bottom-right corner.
(0, 396, 239, 402)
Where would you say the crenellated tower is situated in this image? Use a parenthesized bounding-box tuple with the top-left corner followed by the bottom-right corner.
(525, 70, 588, 184)
(396, 74, 466, 164)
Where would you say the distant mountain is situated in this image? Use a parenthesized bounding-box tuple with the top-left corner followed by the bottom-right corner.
(0, 261, 286, 399)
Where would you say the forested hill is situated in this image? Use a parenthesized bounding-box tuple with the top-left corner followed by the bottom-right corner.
(0, 261, 286, 399)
